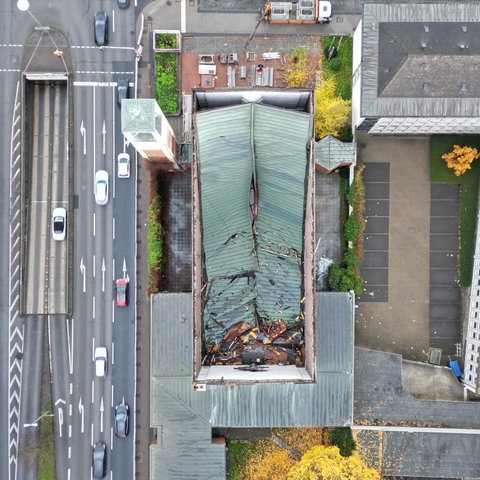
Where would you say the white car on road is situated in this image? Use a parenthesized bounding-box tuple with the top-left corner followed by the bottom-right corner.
(117, 153, 130, 178)
(94, 346, 108, 378)
(52, 207, 66, 241)
(95, 170, 109, 205)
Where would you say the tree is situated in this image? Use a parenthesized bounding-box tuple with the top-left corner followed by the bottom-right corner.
(287, 445, 381, 480)
(442, 144, 479, 176)
(244, 448, 295, 480)
(314, 77, 351, 140)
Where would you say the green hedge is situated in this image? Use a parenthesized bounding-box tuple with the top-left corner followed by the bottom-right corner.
(147, 195, 164, 294)
(328, 166, 365, 296)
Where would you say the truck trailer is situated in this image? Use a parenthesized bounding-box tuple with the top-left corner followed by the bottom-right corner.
(263, 0, 332, 24)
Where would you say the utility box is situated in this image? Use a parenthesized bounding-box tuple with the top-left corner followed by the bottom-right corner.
(428, 347, 442, 365)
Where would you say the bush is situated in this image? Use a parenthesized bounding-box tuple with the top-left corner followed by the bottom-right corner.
(328, 57, 342, 72)
(328, 427, 356, 457)
(343, 248, 356, 270)
(147, 195, 164, 295)
(344, 215, 359, 243)
(327, 264, 363, 295)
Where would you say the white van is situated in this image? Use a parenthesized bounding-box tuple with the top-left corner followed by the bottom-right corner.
(94, 346, 108, 378)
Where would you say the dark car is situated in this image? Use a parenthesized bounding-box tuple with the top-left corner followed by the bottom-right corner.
(117, 79, 129, 106)
(115, 278, 129, 307)
(118, 0, 130, 8)
(92, 442, 106, 478)
(114, 401, 129, 437)
(94, 11, 108, 46)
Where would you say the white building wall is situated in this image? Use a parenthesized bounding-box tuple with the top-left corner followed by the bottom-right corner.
(351, 19, 363, 131)
(464, 192, 480, 393)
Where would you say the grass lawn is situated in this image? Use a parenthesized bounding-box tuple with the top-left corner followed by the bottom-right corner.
(322, 35, 353, 100)
(37, 416, 55, 480)
(430, 135, 480, 286)
(228, 440, 255, 480)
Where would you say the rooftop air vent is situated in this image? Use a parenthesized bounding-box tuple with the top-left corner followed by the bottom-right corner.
(421, 41, 427, 49)
(460, 82, 467, 92)
(462, 25, 467, 32)
(422, 82, 429, 92)
(424, 25, 429, 32)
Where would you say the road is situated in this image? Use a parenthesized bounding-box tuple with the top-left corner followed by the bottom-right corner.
(0, 1, 138, 479)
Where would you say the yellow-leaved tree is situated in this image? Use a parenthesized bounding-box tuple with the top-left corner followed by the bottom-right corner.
(442, 145, 479, 176)
(244, 449, 296, 480)
(314, 77, 351, 140)
(287, 445, 381, 480)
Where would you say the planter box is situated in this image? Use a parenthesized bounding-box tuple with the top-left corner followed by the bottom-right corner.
(153, 30, 181, 53)
(155, 52, 180, 115)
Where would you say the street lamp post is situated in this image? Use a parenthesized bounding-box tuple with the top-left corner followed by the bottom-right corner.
(16, 0, 50, 30)
(23, 411, 54, 428)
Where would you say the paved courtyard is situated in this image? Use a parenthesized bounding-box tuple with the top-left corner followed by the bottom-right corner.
(356, 132, 462, 361)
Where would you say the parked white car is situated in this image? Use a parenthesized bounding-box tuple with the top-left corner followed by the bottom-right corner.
(95, 170, 109, 205)
(117, 153, 130, 178)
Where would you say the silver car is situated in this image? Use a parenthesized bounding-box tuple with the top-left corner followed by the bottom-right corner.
(95, 170, 109, 205)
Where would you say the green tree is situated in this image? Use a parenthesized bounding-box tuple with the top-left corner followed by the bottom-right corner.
(314, 77, 351, 140)
(442, 144, 479, 176)
(287, 445, 381, 480)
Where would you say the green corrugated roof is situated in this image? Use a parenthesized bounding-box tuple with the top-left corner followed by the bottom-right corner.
(195, 103, 311, 343)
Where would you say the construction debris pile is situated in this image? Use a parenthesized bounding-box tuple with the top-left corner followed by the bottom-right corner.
(203, 319, 304, 366)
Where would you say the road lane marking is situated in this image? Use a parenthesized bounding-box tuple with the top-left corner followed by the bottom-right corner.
(93, 254, 96, 277)
(69, 403, 72, 416)
(112, 258, 115, 281)
(111, 385, 114, 407)
(102, 120, 106, 156)
(102, 258, 106, 293)
(91, 380, 95, 404)
(112, 342, 115, 365)
(58, 407, 63, 438)
(78, 398, 84, 433)
(67, 318, 74, 374)
(80, 258, 86, 293)
(68, 446, 71, 459)
(112, 217, 115, 240)
(100, 396, 104, 433)
(93, 296, 96, 320)
(80, 120, 86, 155)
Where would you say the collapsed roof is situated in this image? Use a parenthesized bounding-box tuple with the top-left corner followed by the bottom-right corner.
(194, 102, 312, 357)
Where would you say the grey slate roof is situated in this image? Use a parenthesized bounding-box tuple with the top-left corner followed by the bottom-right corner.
(314, 135, 356, 173)
(150, 291, 355, 479)
(382, 431, 480, 478)
(361, 3, 480, 117)
(354, 348, 480, 429)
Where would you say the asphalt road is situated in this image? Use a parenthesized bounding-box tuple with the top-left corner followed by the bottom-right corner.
(0, 1, 138, 479)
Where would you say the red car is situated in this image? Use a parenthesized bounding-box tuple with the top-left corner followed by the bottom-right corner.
(115, 279, 129, 307)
